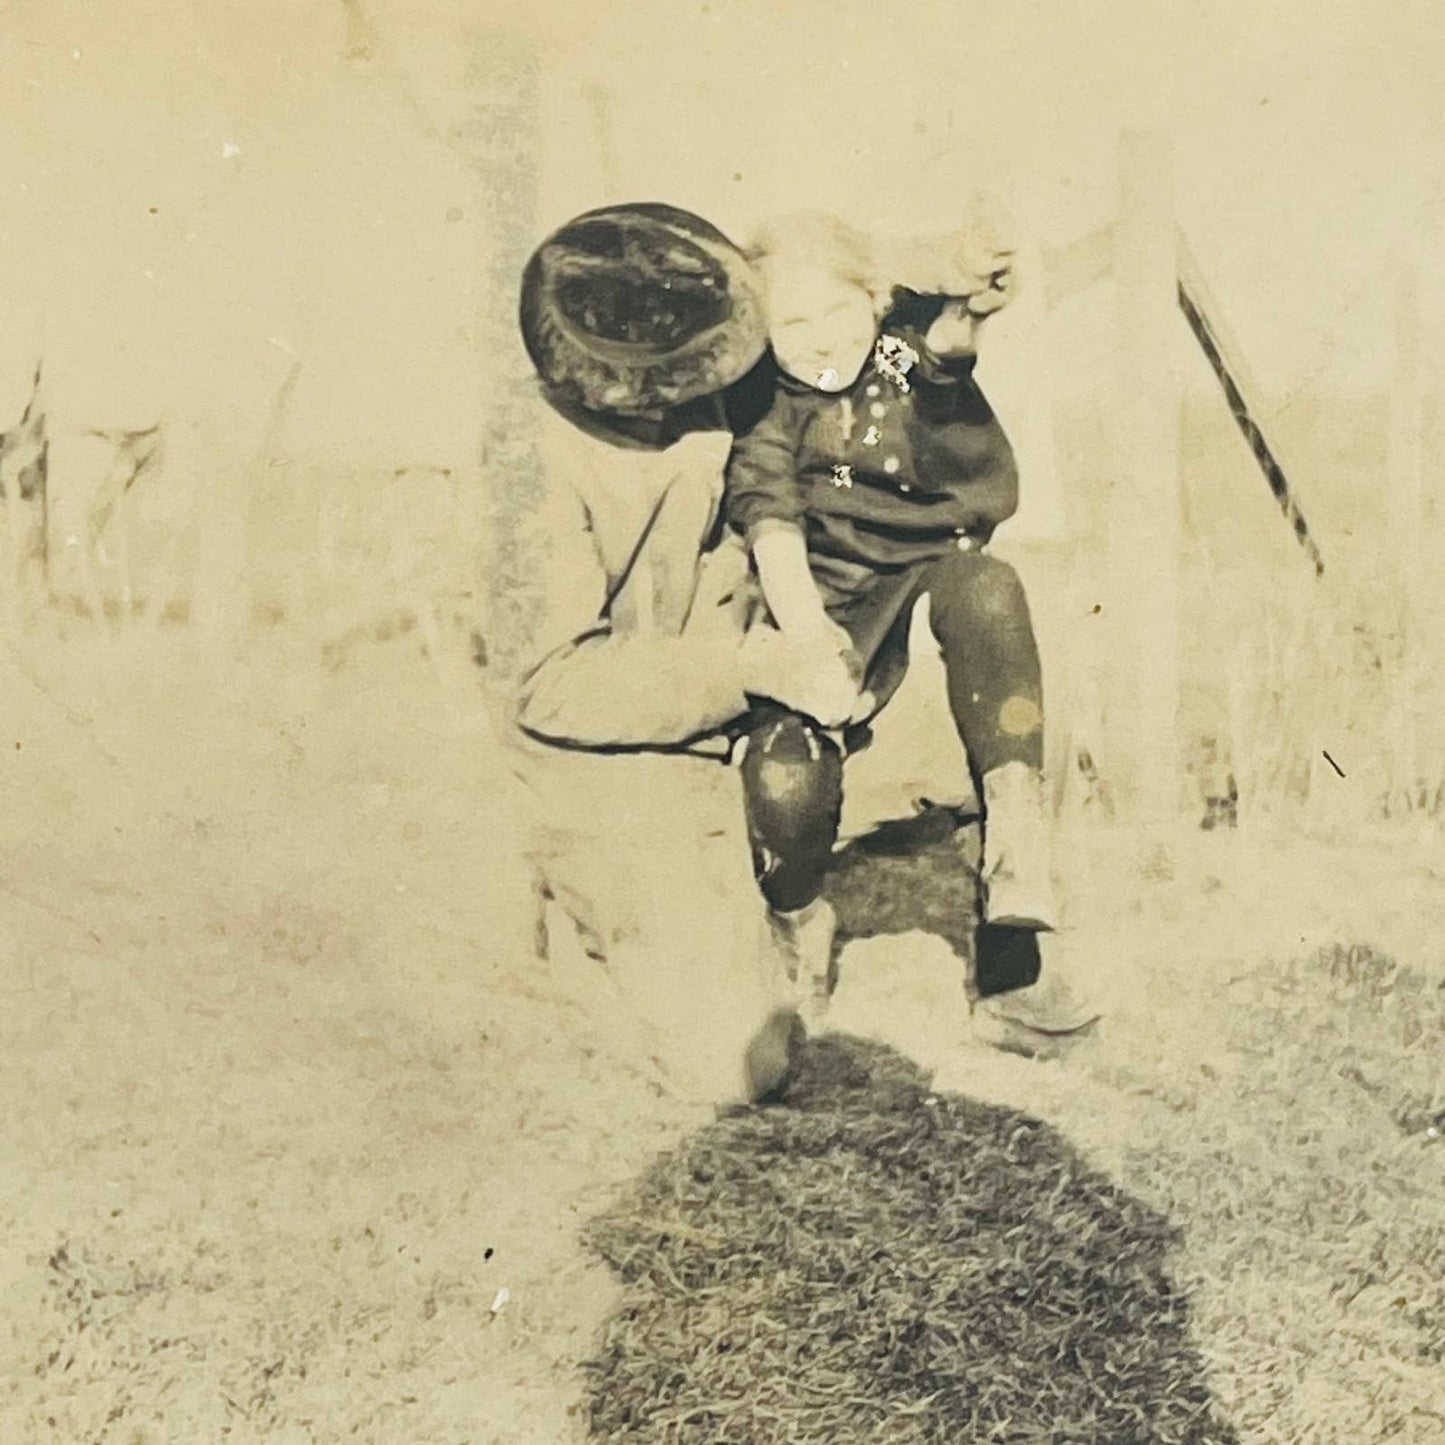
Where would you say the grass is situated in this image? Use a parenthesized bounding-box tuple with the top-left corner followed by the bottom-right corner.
(3, 491, 1444, 1443)
(584, 1035, 1238, 1444)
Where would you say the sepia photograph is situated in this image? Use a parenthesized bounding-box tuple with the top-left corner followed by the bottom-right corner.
(2, 1, 1442, 1440)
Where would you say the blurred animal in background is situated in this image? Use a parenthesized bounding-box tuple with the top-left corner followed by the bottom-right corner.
(0, 363, 45, 503)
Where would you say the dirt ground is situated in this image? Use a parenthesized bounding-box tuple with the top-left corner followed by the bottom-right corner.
(2, 4, 1442, 1440)
(2, 619, 1443, 1444)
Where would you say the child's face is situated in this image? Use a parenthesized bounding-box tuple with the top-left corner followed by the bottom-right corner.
(762, 263, 878, 392)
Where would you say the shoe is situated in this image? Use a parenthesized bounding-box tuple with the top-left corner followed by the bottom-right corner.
(769, 896, 839, 1032)
(980, 762, 1058, 929)
(743, 1006, 806, 1103)
(972, 925, 1101, 1058)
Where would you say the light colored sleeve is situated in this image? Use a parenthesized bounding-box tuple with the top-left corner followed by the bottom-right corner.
(514, 424, 747, 748)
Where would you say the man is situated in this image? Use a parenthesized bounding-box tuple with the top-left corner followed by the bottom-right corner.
(514, 202, 824, 753)
(512, 199, 1099, 1066)
(511, 202, 817, 1107)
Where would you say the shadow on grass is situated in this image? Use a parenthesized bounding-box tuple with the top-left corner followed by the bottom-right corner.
(584, 1034, 1238, 1444)
(824, 804, 1038, 997)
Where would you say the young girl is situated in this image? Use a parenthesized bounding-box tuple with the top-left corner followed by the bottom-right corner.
(729, 225, 1100, 1053)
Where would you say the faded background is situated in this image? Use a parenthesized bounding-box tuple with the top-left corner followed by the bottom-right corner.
(3, 3, 1444, 1442)
(4, 0, 1442, 795)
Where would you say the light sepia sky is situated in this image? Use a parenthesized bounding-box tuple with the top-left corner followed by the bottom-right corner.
(532, 0, 1444, 396)
(1, 0, 1439, 472)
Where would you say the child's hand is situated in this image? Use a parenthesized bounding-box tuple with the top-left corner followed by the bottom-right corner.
(741, 623, 872, 729)
(791, 635, 869, 729)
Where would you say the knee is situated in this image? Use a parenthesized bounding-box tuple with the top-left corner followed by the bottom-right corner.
(929, 552, 1028, 641)
(741, 715, 843, 830)
(740, 716, 842, 910)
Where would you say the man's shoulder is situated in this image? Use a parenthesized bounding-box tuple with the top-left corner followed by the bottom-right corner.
(722, 357, 783, 434)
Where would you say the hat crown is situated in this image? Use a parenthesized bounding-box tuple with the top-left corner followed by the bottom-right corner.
(520, 203, 767, 418)
(545, 215, 732, 355)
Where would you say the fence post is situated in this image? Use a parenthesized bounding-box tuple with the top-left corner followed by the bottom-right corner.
(1387, 254, 1425, 809)
(1109, 129, 1182, 823)
(462, 28, 544, 686)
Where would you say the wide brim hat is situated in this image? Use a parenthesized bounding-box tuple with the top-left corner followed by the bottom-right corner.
(520, 203, 769, 417)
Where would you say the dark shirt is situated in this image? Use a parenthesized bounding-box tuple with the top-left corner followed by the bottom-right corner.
(724, 327, 1019, 574)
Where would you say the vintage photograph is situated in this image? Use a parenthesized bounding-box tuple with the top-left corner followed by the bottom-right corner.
(2, 2, 1442, 1441)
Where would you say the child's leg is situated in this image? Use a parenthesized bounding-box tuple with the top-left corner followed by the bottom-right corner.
(925, 547, 1099, 1041)
(738, 707, 844, 913)
(734, 568, 923, 1020)
(927, 552, 1052, 927)
(737, 707, 844, 1021)
(924, 548, 1044, 789)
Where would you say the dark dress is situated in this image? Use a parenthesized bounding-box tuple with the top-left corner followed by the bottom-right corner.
(723, 312, 1020, 711)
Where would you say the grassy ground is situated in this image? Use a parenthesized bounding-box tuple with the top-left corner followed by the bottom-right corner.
(2, 621, 1443, 1442)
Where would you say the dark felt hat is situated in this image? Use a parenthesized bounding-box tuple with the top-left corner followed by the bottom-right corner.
(519, 203, 768, 417)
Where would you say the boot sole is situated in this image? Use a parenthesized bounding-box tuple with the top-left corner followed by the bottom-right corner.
(972, 1011, 1101, 1061)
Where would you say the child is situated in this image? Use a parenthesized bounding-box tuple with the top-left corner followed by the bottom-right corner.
(727, 236, 1100, 1052)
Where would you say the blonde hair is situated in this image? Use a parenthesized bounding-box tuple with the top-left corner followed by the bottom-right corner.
(745, 212, 891, 311)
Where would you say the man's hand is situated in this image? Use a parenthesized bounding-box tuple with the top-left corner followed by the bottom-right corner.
(884, 193, 1021, 316)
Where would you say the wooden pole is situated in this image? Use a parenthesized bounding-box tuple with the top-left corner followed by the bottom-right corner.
(1387, 255, 1424, 808)
(1176, 233, 1324, 577)
(188, 360, 300, 658)
(462, 29, 544, 684)
(1110, 130, 1182, 823)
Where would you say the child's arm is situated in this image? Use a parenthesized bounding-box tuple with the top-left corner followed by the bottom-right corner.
(749, 520, 834, 637)
(726, 391, 868, 726)
(725, 389, 834, 637)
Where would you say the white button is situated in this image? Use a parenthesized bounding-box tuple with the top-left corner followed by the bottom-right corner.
(869, 402, 886, 419)
(883, 456, 900, 475)
(899, 482, 912, 492)
(866, 384, 881, 397)
(862, 426, 881, 446)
